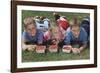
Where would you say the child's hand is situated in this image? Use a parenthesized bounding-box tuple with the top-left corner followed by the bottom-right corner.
(27, 45, 36, 51)
(72, 48, 80, 54)
(51, 39, 57, 44)
(22, 45, 36, 51)
(79, 46, 85, 52)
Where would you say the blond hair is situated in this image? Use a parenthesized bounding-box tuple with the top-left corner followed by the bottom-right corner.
(23, 17, 35, 28)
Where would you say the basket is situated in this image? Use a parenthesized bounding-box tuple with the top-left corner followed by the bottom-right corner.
(62, 45, 71, 53)
(48, 45, 58, 53)
(36, 46, 46, 53)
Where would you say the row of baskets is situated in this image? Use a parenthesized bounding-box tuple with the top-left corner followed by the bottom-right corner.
(23, 45, 80, 54)
(24, 45, 72, 53)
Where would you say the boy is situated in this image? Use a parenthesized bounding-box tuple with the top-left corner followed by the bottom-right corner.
(64, 17, 88, 54)
(22, 17, 44, 51)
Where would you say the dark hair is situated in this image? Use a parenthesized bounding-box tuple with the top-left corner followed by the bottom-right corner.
(40, 16, 46, 20)
(53, 12, 60, 20)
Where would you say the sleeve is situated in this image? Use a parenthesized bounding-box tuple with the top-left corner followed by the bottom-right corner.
(44, 21, 49, 29)
(81, 28, 88, 45)
(64, 30, 71, 45)
(22, 32, 26, 41)
(37, 31, 44, 44)
(22, 31, 27, 43)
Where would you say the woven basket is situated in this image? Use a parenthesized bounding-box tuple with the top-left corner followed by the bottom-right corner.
(36, 46, 46, 53)
(62, 49, 71, 53)
(62, 46, 71, 53)
(48, 45, 58, 53)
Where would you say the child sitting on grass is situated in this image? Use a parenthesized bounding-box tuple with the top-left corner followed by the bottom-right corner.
(63, 17, 88, 54)
(22, 17, 44, 51)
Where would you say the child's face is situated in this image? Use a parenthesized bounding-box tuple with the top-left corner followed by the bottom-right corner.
(26, 24, 36, 36)
(71, 26, 80, 38)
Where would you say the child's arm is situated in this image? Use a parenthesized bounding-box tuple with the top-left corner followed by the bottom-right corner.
(79, 27, 88, 52)
(72, 43, 87, 54)
(22, 38, 36, 51)
(22, 33, 36, 51)
(79, 43, 87, 52)
(37, 31, 44, 45)
(64, 29, 71, 45)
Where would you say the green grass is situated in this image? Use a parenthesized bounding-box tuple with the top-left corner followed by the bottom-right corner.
(22, 48, 90, 62)
(22, 10, 90, 26)
(22, 10, 90, 62)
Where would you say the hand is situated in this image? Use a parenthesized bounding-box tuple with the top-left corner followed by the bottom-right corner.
(22, 44, 36, 51)
(79, 46, 85, 52)
(52, 39, 57, 44)
(72, 48, 80, 54)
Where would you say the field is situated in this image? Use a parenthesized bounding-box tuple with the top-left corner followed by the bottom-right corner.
(22, 49, 90, 62)
(22, 10, 90, 62)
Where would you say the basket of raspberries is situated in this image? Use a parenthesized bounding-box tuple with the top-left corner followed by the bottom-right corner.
(62, 45, 72, 53)
(36, 45, 46, 53)
(48, 45, 58, 53)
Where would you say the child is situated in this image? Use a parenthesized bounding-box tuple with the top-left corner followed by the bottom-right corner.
(53, 12, 69, 44)
(44, 27, 65, 49)
(22, 17, 44, 51)
(64, 17, 88, 54)
(43, 27, 63, 52)
(53, 12, 69, 31)
(34, 16, 50, 32)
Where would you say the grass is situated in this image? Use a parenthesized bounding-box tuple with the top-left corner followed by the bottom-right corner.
(22, 48, 90, 62)
(22, 10, 90, 62)
(22, 10, 90, 27)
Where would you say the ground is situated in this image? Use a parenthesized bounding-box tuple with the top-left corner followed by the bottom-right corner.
(22, 48, 90, 62)
(22, 10, 90, 62)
